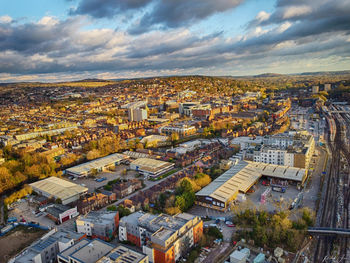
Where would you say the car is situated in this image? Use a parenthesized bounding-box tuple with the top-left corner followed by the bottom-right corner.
(80, 183, 86, 187)
(225, 221, 235, 227)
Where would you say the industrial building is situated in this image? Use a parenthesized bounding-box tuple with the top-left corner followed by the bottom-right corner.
(57, 238, 115, 263)
(195, 160, 307, 211)
(30, 177, 88, 205)
(119, 212, 203, 263)
(14, 229, 85, 263)
(129, 158, 175, 178)
(46, 204, 79, 224)
(65, 153, 129, 177)
(76, 211, 119, 241)
(96, 245, 149, 263)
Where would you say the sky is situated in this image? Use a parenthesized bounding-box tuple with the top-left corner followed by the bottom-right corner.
(0, 0, 350, 82)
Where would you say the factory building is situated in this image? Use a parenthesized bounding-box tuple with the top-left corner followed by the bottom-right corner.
(65, 153, 129, 177)
(195, 161, 307, 211)
(129, 158, 175, 178)
(30, 177, 88, 205)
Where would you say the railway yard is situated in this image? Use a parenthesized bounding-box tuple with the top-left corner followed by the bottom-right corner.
(314, 104, 350, 262)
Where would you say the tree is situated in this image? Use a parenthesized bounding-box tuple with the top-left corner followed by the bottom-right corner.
(87, 149, 101, 160)
(175, 195, 186, 211)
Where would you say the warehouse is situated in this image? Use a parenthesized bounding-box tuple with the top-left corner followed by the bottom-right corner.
(30, 177, 88, 205)
(129, 158, 175, 178)
(65, 153, 130, 177)
(196, 161, 261, 211)
(195, 160, 307, 211)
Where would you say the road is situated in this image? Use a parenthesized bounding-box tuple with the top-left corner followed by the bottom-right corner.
(101, 163, 195, 210)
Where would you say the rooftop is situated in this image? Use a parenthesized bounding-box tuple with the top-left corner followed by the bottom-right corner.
(59, 239, 115, 263)
(66, 153, 129, 175)
(30, 177, 88, 201)
(96, 245, 148, 263)
(196, 160, 307, 203)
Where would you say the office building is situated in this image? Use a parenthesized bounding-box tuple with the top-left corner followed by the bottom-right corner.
(96, 245, 149, 263)
(76, 211, 119, 241)
(57, 239, 115, 263)
(14, 229, 85, 263)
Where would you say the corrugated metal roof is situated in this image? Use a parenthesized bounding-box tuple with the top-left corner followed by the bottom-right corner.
(196, 160, 307, 203)
(66, 153, 129, 175)
(30, 177, 88, 201)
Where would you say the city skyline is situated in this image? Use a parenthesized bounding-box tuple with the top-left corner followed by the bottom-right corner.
(0, 0, 350, 82)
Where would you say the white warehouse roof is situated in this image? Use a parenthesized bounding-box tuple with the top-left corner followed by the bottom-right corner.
(30, 177, 88, 201)
(66, 153, 129, 176)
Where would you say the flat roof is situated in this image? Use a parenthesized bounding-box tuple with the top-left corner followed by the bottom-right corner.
(66, 153, 129, 175)
(97, 245, 147, 263)
(130, 158, 173, 173)
(30, 177, 88, 201)
(60, 239, 114, 263)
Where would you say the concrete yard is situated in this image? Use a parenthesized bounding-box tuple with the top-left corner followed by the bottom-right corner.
(69, 164, 139, 193)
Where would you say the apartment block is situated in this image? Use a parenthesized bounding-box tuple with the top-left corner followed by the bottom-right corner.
(119, 212, 203, 263)
(96, 245, 149, 263)
(14, 229, 85, 263)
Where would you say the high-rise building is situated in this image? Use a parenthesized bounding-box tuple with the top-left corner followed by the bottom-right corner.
(127, 101, 148, 122)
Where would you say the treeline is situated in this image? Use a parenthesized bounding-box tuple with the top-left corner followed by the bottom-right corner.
(84, 135, 144, 161)
(155, 173, 211, 215)
(0, 146, 61, 195)
(235, 208, 315, 252)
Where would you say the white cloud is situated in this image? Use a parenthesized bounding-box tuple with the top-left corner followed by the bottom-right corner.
(0, 15, 12, 24)
(282, 5, 312, 19)
(255, 11, 270, 22)
(38, 16, 59, 26)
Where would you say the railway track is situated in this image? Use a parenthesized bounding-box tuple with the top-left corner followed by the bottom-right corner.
(313, 111, 349, 262)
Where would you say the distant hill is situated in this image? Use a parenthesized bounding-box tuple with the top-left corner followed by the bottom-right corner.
(295, 70, 350, 76)
(253, 73, 285, 78)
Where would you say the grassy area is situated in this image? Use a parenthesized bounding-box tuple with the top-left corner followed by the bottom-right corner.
(149, 168, 181, 181)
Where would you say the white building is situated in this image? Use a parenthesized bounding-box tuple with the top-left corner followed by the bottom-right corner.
(312, 85, 319, 94)
(179, 102, 200, 116)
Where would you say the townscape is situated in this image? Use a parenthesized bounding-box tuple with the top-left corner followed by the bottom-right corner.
(1, 0, 350, 262)
(0, 73, 349, 263)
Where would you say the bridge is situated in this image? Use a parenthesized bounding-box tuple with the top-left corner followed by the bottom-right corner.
(328, 111, 350, 114)
(308, 227, 350, 236)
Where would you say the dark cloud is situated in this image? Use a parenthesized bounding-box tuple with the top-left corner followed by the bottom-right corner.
(249, 0, 350, 26)
(129, 0, 244, 34)
(70, 0, 152, 18)
(71, 0, 244, 33)
(1, 0, 350, 79)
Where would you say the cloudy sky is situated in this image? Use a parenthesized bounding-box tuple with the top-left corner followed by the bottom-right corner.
(0, 0, 350, 82)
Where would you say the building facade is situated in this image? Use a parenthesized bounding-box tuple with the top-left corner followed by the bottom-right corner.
(76, 211, 119, 241)
(119, 212, 203, 263)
